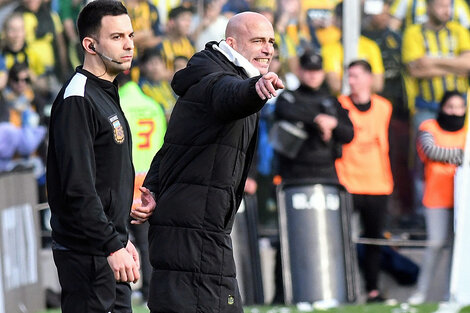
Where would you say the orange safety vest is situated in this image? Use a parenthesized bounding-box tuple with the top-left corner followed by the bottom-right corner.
(335, 94, 394, 195)
(419, 119, 466, 209)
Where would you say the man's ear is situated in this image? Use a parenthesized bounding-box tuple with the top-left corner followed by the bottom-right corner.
(83, 37, 95, 54)
(225, 37, 236, 49)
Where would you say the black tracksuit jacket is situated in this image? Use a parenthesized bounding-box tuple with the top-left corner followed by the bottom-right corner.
(47, 67, 134, 256)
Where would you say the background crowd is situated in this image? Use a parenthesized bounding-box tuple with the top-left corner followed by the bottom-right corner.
(0, 0, 468, 307)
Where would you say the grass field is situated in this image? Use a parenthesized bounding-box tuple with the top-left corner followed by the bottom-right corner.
(38, 303, 470, 313)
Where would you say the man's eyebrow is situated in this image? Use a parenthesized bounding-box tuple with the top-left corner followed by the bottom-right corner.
(109, 31, 134, 36)
(250, 36, 275, 41)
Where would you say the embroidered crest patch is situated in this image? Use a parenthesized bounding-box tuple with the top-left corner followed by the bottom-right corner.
(109, 114, 125, 144)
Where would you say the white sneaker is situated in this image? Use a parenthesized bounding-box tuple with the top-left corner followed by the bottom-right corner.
(408, 292, 425, 305)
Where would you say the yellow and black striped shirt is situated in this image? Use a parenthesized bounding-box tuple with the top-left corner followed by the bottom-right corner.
(139, 78, 177, 117)
(390, 0, 470, 29)
(157, 37, 195, 71)
(402, 21, 470, 106)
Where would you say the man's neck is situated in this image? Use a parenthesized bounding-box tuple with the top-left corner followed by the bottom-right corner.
(83, 64, 117, 82)
(350, 91, 371, 104)
(424, 19, 447, 31)
(168, 33, 185, 41)
(83, 57, 117, 82)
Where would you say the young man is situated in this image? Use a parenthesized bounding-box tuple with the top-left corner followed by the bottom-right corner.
(138, 48, 176, 120)
(335, 60, 394, 302)
(403, 0, 470, 121)
(156, 5, 195, 71)
(46, 1, 153, 312)
(137, 11, 284, 313)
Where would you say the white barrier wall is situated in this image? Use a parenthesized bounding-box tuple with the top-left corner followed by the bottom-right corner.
(0, 171, 44, 313)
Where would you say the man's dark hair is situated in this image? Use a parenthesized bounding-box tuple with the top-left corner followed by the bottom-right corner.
(348, 59, 372, 73)
(140, 47, 163, 65)
(77, 0, 128, 45)
(168, 5, 194, 20)
(8, 62, 29, 85)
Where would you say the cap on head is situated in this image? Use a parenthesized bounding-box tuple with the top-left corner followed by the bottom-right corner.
(299, 50, 323, 70)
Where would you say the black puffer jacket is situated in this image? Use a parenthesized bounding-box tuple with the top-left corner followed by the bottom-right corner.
(143, 41, 266, 313)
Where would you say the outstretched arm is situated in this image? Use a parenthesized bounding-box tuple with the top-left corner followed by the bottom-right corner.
(210, 72, 284, 121)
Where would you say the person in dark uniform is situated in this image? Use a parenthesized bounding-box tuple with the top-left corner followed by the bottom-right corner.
(137, 11, 284, 313)
(46, 1, 154, 312)
(274, 50, 354, 181)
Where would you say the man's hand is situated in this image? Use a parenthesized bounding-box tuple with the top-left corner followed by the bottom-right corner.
(107, 248, 140, 283)
(244, 177, 257, 195)
(130, 186, 156, 224)
(255, 72, 285, 100)
(126, 240, 140, 270)
(314, 114, 338, 142)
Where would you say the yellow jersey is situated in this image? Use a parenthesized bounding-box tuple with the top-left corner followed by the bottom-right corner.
(158, 37, 195, 71)
(2, 46, 46, 76)
(322, 35, 385, 77)
(402, 21, 470, 105)
(390, 0, 470, 29)
(21, 11, 63, 70)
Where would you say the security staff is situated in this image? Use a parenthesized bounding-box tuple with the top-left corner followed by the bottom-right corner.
(274, 49, 354, 181)
(409, 91, 466, 304)
(335, 60, 394, 302)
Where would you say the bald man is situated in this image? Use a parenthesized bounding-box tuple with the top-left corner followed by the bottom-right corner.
(135, 12, 283, 313)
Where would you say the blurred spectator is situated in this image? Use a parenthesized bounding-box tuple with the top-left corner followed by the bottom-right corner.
(1, 13, 48, 90)
(117, 71, 167, 305)
(335, 60, 393, 303)
(402, 0, 470, 123)
(221, 0, 250, 18)
(125, 0, 163, 53)
(157, 5, 195, 71)
(298, 0, 341, 49)
(321, 2, 385, 95)
(275, 0, 302, 50)
(138, 48, 177, 120)
(274, 50, 353, 181)
(0, 62, 47, 198)
(389, 0, 470, 31)
(363, 2, 405, 118)
(58, 0, 84, 69)
(408, 91, 466, 304)
(173, 54, 188, 73)
(191, 0, 228, 51)
(15, 0, 69, 93)
(363, 1, 413, 217)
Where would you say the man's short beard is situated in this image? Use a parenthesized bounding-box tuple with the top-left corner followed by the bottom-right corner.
(429, 13, 449, 27)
